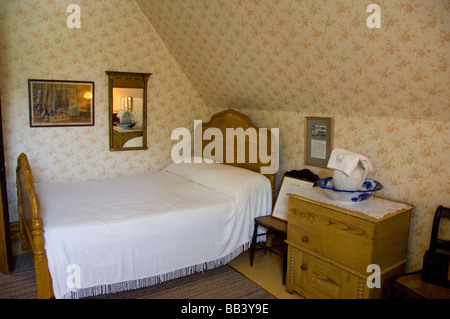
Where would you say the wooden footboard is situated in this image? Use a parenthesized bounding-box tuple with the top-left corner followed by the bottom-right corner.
(16, 153, 54, 299)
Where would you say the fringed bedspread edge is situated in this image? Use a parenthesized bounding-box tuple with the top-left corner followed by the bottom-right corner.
(64, 242, 251, 299)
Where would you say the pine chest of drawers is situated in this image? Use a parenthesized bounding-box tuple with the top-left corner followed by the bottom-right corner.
(285, 193, 413, 299)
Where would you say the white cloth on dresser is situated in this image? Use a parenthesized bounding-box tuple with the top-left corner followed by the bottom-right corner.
(327, 148, 373, 175)
(294, 188, 413, 219)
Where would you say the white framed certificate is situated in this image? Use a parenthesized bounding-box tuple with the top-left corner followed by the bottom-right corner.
(272, 176, 315, 221)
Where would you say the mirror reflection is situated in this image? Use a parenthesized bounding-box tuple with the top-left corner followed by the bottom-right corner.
(106, 71, 151, 151)
(112, 88, 144, 149)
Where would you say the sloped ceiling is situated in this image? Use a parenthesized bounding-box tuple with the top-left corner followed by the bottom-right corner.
(136, 0, 449, 121)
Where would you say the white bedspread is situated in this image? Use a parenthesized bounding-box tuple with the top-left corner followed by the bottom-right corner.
(36, 162, 271, 298)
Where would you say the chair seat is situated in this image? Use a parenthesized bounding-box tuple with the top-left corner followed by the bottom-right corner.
(390, 271, 450, 299)
(255, 216, 287, 234)
(390, 205, 450, 299)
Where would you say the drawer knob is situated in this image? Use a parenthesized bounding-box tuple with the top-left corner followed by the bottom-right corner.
(302, 236, 309, 243)
(301, 264, 307, 271)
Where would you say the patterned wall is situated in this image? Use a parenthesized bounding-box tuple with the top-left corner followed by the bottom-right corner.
(137, 0, 450, 271)
(0, 1, 208, 218)
(136, 0, 449, 121)
(0, 0, 448, 272)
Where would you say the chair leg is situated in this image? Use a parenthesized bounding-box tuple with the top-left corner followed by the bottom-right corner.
(282, 244, 287, 285)
(250, 222, 258, 266)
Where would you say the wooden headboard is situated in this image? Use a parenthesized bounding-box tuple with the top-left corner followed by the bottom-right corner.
(199, 108, 277, 200)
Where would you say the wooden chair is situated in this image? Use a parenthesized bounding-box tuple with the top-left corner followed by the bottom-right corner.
(249, 169, 319, 285)
(389, 205, 450, 299)
(389, 271, 450, 299)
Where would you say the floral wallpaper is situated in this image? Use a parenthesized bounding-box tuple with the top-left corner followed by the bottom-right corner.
(0, 1, 208, 217)
(0, 0, 448, 273)
(137, 0, 449, 272)
(137, 0, 449, 121)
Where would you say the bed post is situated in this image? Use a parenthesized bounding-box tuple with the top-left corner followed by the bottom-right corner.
(16, 153, 54, 299)
(31, 217, 53, 299)
(16, 172, 27, 252)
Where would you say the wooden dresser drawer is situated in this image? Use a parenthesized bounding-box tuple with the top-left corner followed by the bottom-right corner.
(289, 247, 364, 299)
(288, 196, 374, 272)
(288, 224, 324, 254)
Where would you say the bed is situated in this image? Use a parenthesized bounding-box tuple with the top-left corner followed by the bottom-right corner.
(16, 108, 277, 299)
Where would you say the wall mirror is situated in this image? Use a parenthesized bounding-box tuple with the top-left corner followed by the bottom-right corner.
(106, 71, 151, 151)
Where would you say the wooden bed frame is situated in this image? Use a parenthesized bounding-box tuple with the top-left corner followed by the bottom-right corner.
(16, 108, 277, 299)
(16, 153, 53, 298)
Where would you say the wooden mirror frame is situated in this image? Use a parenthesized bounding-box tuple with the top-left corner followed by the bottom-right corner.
(106, 71, 152, 151)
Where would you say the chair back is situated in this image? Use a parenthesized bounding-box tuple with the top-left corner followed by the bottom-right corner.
(429, 205, 450, 252)
(421, 205, 450, 287)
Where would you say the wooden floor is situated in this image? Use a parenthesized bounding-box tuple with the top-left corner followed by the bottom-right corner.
(229, 249, 303, 299)
(11, 230, 302, 299)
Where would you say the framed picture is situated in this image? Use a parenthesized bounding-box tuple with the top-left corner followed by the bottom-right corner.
(305, 117, 333, 167)
(28, 79, 94, 127)
(119, 96, 126, 111)
(272, 176, 315, 221)
(127, 96, 133, 111)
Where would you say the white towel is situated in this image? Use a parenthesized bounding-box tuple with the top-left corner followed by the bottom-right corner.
(117, 110, 133, 123)
(327, 148, 373, 176)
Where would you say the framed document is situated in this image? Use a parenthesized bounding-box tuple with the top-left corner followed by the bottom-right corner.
(305, 117, 333, 167)
(272, 176, 315, 221)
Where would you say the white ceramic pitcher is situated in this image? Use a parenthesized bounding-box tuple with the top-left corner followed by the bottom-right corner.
(332, 161, 369, 191)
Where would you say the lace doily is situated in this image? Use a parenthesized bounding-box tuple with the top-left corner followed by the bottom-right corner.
(293, 188, 412, 219)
